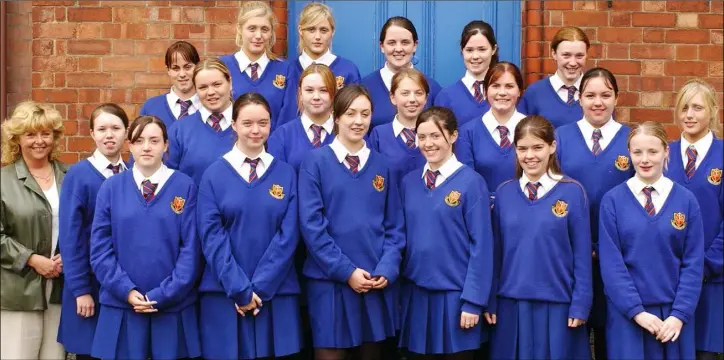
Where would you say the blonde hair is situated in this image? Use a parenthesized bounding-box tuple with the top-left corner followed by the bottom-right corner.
(1, 101, 64, 164)
(297, 63, 337, 114)
(551, 26, 590, 51)
(390, 68, 430, 96)
(297, 2, 335, 54)
(627, 121, 670, 170)
(193, 58, 233, 98)
(235, 1, 278, 60)
(674, 78, 721, 137)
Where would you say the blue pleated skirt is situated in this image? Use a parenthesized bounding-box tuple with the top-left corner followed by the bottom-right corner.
(91, 304, 201, 360)
(695, 282, 723, 353)
(306, 279, 396, 349)
(199, 293, 303, 359)
(57, 285, 100, 355)
(490, 297, 590, 360)
(606, 301, 695, 360)
(398, 281, 488, 355)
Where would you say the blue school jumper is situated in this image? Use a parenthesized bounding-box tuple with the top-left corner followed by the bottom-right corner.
(367, 123, 426, 187)
(667, 138, 723, 353)
(556, 123, 634, 328)
(167, 111, 236, 185)
(219, 55, 290, 131)
(89, 170, 203, 360)
(361, 69, 442, 130)
(277, 57, 361, 126)
(489, 178, 592, 360)
(398, 165, 494, 355)
(598, 183, 704, 360)
(139, 94, 177, 130)
(266, 117, 335, 171)
(197, 157, 302, 359)
(434, 80, 491, 126)
(298, 146, 405, 348)
(520, 78, 583, 128)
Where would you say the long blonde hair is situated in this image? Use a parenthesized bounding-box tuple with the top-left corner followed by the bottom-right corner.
(674, 78, 721, 137)
(1, 101, 64, 164)
(235, 1, 278, 60)
(297, 3, 335, 54)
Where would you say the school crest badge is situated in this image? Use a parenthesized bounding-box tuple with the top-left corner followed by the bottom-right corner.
(551, 200, 569, 218)
(445, 190, 462, 207)
(170, 196, 185, 214)
(671, 212, 686, 230)
(614, 155, 630, 171)
(336, 76, 345, 89)
(372, 175, 385, 192)
(269, 184, 285, 200)
(708, 168, 722, 185)
(273, 74, 286, 89)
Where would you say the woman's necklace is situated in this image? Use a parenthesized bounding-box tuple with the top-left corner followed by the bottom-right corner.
(30, 168, 53, 182)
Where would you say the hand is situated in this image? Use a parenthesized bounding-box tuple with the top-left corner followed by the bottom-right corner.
(52, 254, 63, 274)
(371, 276, 388, 289)
(483, 312, 497, 325)
(27, 254, 59, 279)
(76, 294, 95, 318)
(460, 311, 479, 329)
(656, 316, 683, 343)
(237, 292, 262, 316)
(127, 290, 157, 313)
(633, 312, 664, 335)
(347, 269, 374, 293)
(568, 318, 586, 328)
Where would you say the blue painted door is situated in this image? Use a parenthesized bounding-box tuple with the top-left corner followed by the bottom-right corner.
(287, 1, 521, 87)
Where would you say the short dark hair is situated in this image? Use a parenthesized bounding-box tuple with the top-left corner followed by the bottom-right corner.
(165, 41, 201, 68)
(90, 103, 129, 130)
(332, 84, 373, 135)
(232, 92, 272, 123)
(128, 115, 168, 143)
(580, 67, 619, 97)
(379, 16, 418, 43)
(415, 106, 458, 147)
(460, 20, 499, 68)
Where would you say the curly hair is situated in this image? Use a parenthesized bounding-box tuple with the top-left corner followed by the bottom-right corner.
(1, 101, 64, 164)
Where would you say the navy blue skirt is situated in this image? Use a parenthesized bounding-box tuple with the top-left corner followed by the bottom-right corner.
(398, 281, 488, 355)
(695, 282, 723, 353)
(91, 304, 201, 360)
(490, 297, 590, 360)
(57, 285, 99, 355)
(199, 293, 303, 359)
(606, 301, 695, 359)
(306, 279, 396, 349)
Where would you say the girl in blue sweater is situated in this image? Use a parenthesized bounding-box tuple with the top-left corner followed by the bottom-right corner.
(435, 21, 497, 124)
(599, 121, 704, 360)
(520, 27, 590, 128)
(197, 93, 303, 359)
(58, 104, 129, 360)
(219, 1, 290, 130)
(361, 16, 441, 130)
(139, 41, 201, 129)
(167, 58, 237, 185)
(456, 62, 526, 203)
(487, 115, 592, 360)
(398, 107, 494, 359)
(90, 116, 202, 360)
(278, 2, 361, 125)
(666, 79, 723, 360)
(555, 67, 634, 360)
(299, 85, 405, 360)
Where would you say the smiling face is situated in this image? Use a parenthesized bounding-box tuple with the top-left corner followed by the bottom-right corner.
(487, 71, 520, 115)
(629, 133, 668, 184)
(552, 40, 587, 84)
(301, 18, 333, 58)
(167, 53, 196, 95)
(300, 73, 332, 119)
(195, 68, 232, 112)
(390, 77, 427, 122)
(678, 92, 712, 141)
(581, 76, 617, 127)
(241, 16, 272, 58)
(129, 123, 167, 169)
(463, 33, 496, 78)
(91, 112, 127, 159)
(380, 25, 417, 72)
(515, 133, 557, 181)
(19, 130, 54, 162)
(336, 95, 371, 145)
(417, 120, 457, 169)
(233, 103, 270, 155)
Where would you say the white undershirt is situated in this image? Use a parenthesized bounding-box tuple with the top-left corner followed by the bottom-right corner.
(42, 181, 59, 294)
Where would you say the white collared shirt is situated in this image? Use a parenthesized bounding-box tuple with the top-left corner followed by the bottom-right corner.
(576, 118, 622, 152)
(627, 175, 673, 214)
(87, 149, 127, 179)
(519, 172, 563, 199)
(198, 104, 233, 131)
(299, 50, 337, 70)
(223, 145, 274, 182)
(482, 110, 526, 145)
(234, 51, 270, 79)
(166, 88, 200, 119)
(301, 114, 334, 143)
(329, 137, 371, 171)
(380, 62, 414, 91)
(680, 131, 713, 170)
(461, 70, 485, 99)
(392, 115, 416, 137)
(421, 154, 463, 188)
(549, 72, 582, 102)
(132, 164, 174, 194)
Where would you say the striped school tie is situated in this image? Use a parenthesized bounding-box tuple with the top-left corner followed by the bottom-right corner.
(526, 182, 541, 200)
(107, 163, 122, 174)
(401, 128, 416, 149)
(425, 169, 440, 190)
(142, 179, 158, 202)
(473, 80, 485, 103)
(345, 155, 360, 174)
(642, 186, 656, 216)
(562, 85, 577, 104)
(249, 63, 259, 82)
(177, 99, 192, 119)
(497, 126, 511, 149)
(208, 113, 223, 132)
(310, 124, 323, 148)
(685, 145, 697, 179)
(245, 158, 260, 182)
(592, 129, 602, 156)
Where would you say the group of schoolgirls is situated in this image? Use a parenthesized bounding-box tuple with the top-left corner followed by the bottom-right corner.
(54, 1, 722, 360)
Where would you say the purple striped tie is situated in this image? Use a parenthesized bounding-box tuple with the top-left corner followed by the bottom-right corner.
(177, 99, 192, 119)
(526, 182, 541, 200)
(142, 180, 158, 202)
(497, 126, 511, 149)
(642, 186, 655, 216)
(245, 158, 260, 182)
(311, 124, 323, 148)
(473, 80, 485, 103)
(592, 129, 602, 155)
(250, 63, 259, 81)
(685, 145, 697, 179)
(208, 113, 223, 131)
(425, 169, 440, 190)
(401, 128, 416, 149)
(345, 155, 360, 174)
(563, 85, 576, 104)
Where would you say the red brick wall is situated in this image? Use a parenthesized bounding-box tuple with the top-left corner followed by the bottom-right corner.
(523, 0, 724, 138)
(6, 2, 33, 115)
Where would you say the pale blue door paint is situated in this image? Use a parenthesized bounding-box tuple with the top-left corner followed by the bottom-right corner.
(287, 1, 522, 87)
